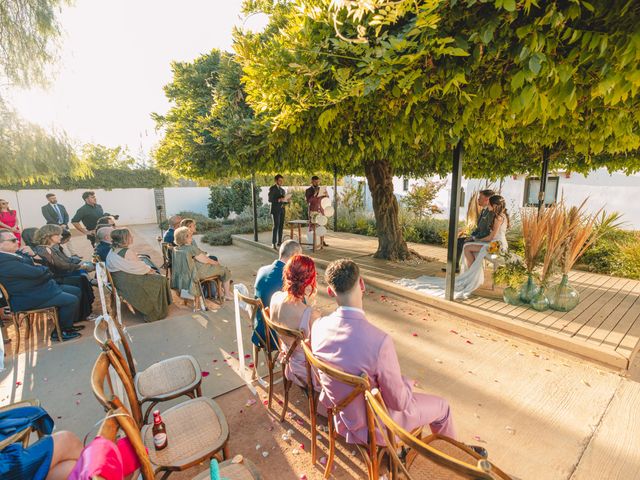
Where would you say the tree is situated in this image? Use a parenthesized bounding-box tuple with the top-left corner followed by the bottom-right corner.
(79, 144, 137, 169)
(403, 180, 446, 219)
(1, 0, 85, 183)
(234, 0, 640, 259)
(207, 180, 263, 219)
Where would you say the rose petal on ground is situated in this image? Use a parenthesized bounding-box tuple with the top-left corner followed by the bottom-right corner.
(15, 382, 22, 387)
(466, 340, 473, 344)
(202, 371, 210, 377)
(245, 399, 257, 407)
(262, 451, 269, 458)
(412, 333, 418, 337)
(244, 354, 251, 359)
(450, 330, 458, 334)
(582, 379, 591, 387)
(248, 363, 255, 368)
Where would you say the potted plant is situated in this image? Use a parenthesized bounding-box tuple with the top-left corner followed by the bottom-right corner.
(519, 207, 547, 303)
(493, 256, 528, 305)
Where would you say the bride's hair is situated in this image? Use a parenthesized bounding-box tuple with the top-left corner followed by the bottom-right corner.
(489, 195, 510, 229)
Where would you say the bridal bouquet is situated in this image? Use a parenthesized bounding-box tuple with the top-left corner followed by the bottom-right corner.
(487, 240, 501, 255)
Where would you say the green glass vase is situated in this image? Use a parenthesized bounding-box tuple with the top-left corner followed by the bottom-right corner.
(548, 274, 580, 312)
(503, 287, 522, 306)
(530, 288, 550, 312)
(519, 275, 540, 304)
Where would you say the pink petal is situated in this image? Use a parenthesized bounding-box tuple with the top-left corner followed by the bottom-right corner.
(412, 333, 418, 337)
(15, 381, 22, 387)
(202, 371, 210, 377)
(450, 329, 458, 334)
(248, 363, 255, 368)
(466, 340, 473, 345)
(244, 354, 251, 359)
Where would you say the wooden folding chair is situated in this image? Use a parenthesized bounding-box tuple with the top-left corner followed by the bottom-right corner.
(171, 248, 223, 311)
(300, 340, 381, 480)
(0, 399, 43, 450)
(161, 242, 174, 279)
(92, 351, 230, 479)
(365, 389, 513, 480)
(103, 266, 137, 316)
(0, 282, 63, 352)
(94, 316, 202, 425)
(262, 309, 319, 463)
(234, 293, 276, 386)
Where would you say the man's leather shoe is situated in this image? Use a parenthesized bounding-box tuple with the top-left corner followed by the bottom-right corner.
(468, 445, 488, 458)
(51, 330, 81, 341)
(272, 244, 278, 250)
(70, 325, 86, 332)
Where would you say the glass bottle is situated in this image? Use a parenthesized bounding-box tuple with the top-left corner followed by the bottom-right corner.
(519, 274, 540, 304)
(548, 274, 580, 312)
(152, 410, 168, 451)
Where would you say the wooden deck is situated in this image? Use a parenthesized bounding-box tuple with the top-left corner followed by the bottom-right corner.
(236, 231, 640, 369)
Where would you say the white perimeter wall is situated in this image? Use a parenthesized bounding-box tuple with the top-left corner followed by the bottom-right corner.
(0, 188, 157, 229)
(0, 185, 344, 230)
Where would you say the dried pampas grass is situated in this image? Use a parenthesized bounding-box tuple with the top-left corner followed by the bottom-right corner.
(541, 203, 573, 284)
(521, 207, 547, 273)
(561, 200, 602, 274)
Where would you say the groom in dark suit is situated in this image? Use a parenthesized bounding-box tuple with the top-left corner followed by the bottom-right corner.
(268, 174, 288, 249)
(445, 189, 495, 273)
(41, 193, 69, 228)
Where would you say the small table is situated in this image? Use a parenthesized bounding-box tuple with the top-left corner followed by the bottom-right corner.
(286, 220, 322, 252)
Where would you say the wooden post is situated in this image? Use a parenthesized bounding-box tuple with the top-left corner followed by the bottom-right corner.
(445, 141, 463, 301)
(538, 147, 550, 211)
(333, 165, 338, 232)
(251, 173, 258, 241)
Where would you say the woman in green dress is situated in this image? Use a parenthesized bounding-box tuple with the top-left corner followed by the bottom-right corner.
(105, 228, 171, 322)
(172, 226, 233, 300)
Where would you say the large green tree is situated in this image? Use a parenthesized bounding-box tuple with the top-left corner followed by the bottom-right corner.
(235, 0, 640, 259)
(0, 0, 85, 183)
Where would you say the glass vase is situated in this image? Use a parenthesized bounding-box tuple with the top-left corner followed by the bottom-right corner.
(548, 274, 580, 312)
(519, 275, 539, 304)
(503, 287, 522, 306)
(530, 288, 550, 312)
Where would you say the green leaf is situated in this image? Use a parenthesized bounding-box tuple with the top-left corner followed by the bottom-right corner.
(503, 0, 517, 12)
(511, 70, 526, 90)
(529, 54, 542, 75)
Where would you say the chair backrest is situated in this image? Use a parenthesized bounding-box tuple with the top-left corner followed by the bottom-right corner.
(97, 408, 155, 480)
(262, 307, 305, 367)
(0, 282, 10, 310)
(94, 313, 137, 378)
(170, 246, 200, 293)
(365, 389, 509, 480)
(91, 351, 144, 427)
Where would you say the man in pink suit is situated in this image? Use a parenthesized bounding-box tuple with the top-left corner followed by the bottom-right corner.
(311, 258, 457, 445)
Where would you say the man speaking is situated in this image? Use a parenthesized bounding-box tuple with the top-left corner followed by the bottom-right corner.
(268, 174, 289, 250)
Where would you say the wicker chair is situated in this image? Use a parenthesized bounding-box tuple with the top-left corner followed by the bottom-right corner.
(94, 316, 203, 425)
(365, 389, 512, 480)
(0, 399, 43, 451)
(91, 351, 230, 479)
(103, 265, 137, 316)
(0, 282, 63, 352)
(300, 340, 381, 480)
(171, 248, 223, 311)
(161, 242, 174, 279)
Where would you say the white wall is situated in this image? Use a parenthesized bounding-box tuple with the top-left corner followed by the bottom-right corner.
(0, 188, 157, 229)
(164, 187, 211, 217)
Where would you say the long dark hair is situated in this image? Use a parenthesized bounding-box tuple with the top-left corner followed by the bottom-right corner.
(489, 195, 510, 229)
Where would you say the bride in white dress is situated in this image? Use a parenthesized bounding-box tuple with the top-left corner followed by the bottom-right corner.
(398, 195, 510, 300)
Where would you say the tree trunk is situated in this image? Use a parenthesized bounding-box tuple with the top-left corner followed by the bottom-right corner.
(364, 160, 410, 260)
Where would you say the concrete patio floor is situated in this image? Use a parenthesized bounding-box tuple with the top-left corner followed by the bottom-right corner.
(1, 224, 639, 479)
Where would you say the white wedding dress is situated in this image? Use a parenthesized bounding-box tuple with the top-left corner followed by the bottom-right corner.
(397, 217, 508, 300)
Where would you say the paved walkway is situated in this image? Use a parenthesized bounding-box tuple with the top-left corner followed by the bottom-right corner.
(236, 231, 640, 370)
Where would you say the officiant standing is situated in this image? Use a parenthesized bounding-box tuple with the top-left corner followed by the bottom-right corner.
(268, 174, 289, 250)
(305, 175, 329, 247)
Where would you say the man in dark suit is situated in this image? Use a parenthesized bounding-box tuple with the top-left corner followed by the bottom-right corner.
(0, 229, 82, 341)
(252, 240, 302, 363)
(268, 174, 288, 249)
(41, 193, 69, 228)
(444, 189, 496, 273)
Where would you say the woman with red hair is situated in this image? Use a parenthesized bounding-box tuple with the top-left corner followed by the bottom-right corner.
(269, 254, 320, 387)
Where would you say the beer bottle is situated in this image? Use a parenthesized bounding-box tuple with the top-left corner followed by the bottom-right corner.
(152, 410, 168, 450)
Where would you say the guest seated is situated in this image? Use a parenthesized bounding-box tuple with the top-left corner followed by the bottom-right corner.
(58, 229, 81, 262)
(33, 225, 95, 321)
(163, 215, 182, 244)
(95, 215, 117, 230)
(94, 226, 114, 262)
(180, 218, 217, 261)
(270, 254, 320, 387)
(0, 404, 83, 480)
(252, 240, 302, 349)
(106, 228, 171, 322)
(0, 229, 82, 341)
(311, 259, 456, 446)
(172, 226, 233, 300)
(18, 227, 44, 263)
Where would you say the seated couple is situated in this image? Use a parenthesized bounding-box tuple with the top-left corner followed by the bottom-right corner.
(0, 229, 86, 341)
(399, 192, 510, 299)
(264, 254, 458, 448)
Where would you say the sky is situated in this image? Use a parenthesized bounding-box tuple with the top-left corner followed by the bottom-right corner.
(4, 0, 267, 161)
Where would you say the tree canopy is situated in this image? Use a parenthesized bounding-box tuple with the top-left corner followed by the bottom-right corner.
(1, 0, 85, 184)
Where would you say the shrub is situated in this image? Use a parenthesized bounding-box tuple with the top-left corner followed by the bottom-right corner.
(208, 186, 232, 219)
(339, 182, 365, 215)
(285, 190, 308, 222)
(403, 217, 449, 245)
(618, 236, 640, 279)
(201, 216, 271, 246)
(402, 179, 445, 219)
(208, 180, 262, 219)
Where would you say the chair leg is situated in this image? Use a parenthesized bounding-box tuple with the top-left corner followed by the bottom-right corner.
(325, 409, 336, 478)
(252, 345, 259, 380)
(280, 378, 291, 422)
(195, 384, 202, 397)
(12, 315, 21, 354)
(267, 356, 274, 410)
(309, 389, 318, 464)
(52, 309, 63, 343)
(223, 442, 230, 460)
